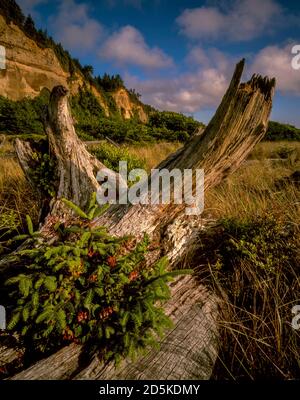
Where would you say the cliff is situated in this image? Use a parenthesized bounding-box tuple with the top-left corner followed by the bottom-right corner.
(0, 14, 147, 122)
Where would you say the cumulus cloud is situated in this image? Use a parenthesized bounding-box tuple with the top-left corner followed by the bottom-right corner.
(176, 0, 284, 42)
(49, 0, 104, 53)
(250, 44, 300, 94)
(100, 25, 173, 69)
(125, 42, 300, 114)
(125, 48, 233, 113)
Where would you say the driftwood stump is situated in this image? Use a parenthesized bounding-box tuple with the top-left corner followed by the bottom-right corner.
(0, 59, 275, 380)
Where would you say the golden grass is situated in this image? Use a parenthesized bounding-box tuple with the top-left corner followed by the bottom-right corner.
(249, 140, 300, 160)
(0, 156, 39, 234)
(125, 141, 181, 171)
(205, 159, 300, 223)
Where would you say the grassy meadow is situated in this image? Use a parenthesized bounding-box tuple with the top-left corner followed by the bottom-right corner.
(0, 138, 299, 379)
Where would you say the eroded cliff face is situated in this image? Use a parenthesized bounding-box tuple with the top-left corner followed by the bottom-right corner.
(112, 88, 148, 122)
(0, 15, 69, 100)
(0, 15, 147, 121)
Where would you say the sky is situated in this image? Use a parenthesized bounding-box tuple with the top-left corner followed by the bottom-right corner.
(17, 0, 300, 126)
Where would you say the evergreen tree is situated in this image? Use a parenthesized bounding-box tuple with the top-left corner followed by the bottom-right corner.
(24, 14, 36, 38)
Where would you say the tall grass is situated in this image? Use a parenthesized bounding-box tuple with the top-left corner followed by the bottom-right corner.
(125, 141, 181, 171)
(0, 153, 39, 245)
(199, 142, 300, 379)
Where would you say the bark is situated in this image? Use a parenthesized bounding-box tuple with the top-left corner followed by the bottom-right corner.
(0, 59, 275, 379)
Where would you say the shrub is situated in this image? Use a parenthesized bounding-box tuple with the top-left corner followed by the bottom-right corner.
(30, 152, 56, 197)
(5, 196, 190, 364)
(0, 91, 50, 135)
(148, 111, 203, 138)
(0, 208, 20, 243)
(266, 121, 300, 141)
(91, 143, 146, 173)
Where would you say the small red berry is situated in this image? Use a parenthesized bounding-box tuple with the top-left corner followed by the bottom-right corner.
(129, 271, 139, 282)
(89, 274, 97, 282)
(77, 311, 88, 323)
(99, 306, 114, 320)
(107, 256, 117, 268)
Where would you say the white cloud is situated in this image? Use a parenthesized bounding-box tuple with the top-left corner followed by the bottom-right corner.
(100, 25, 173, 69)
(125, 48, 232, 113)
(125, 42, 300, 114)
(49, 0, 104, 53)
(176, 0, 283, 42)
(250, 44, 300, 94)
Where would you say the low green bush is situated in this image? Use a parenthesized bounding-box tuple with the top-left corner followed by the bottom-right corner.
(5, 196, 191, 364)
(91, 143, 146, 173)
(266, 121, 300, 141)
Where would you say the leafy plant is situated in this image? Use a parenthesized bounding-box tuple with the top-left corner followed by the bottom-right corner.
(91, 142, 146, 173)
(213, 215, 297, 274)
(5, 195, 191, 364)
(30, 152, 56, 197)
(265, 121, 300, 141)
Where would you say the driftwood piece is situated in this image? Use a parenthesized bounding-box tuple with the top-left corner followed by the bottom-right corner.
(92, 59, 275, 239)
(1, 59, 275, 380)
(10, 276, 219, 380)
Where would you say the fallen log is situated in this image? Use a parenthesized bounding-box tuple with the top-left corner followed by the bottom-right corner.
(1, 59, 275, 379)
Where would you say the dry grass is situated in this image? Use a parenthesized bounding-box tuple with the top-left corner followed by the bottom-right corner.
(205, 215, 300, 380)
(0, 155, 39, 239)
(249, 140, 300, 161)
(205, 160, 300, 222)
(125, 141, 181, 171)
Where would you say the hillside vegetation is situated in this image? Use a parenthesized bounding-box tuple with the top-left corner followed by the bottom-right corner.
(0, 89, 203, 143)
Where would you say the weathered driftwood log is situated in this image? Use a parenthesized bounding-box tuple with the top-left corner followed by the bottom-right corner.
(1, 59, 275, 379)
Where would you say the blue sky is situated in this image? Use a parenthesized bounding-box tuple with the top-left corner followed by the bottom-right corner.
(18, 0, 300, 126)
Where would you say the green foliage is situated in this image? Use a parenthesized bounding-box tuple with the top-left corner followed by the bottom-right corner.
(70, 87, 106, 137)
(0, 0, 25, 26)
(0, 208, 20, 242)
(5, 197, 191, 364)
(94, 74, 124, 92)
(30, 152, 56, 197)
(265, 121, 300, 141)
(212, 215, 297, 275)
(148, 111, 204, 140)
(0, 90, 49, 135)
(91, 143, 146, 173)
